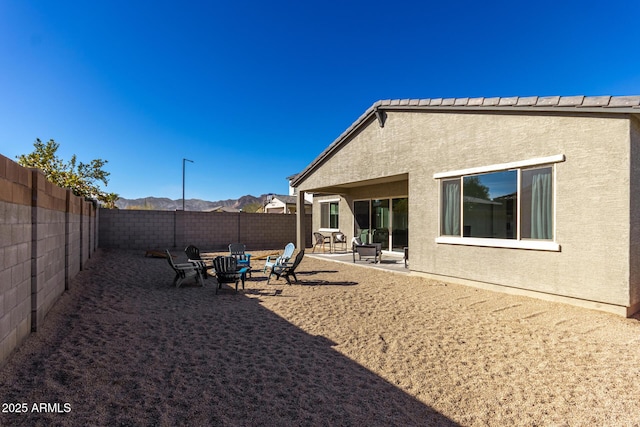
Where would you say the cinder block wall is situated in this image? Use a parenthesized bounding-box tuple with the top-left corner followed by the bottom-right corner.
(31, 171, 67, 332)
(67, 195, 82, 285)
(0, 157, 32, 368)
(99, 209, 313, 251)
(1, 151, 309, 366)
(0, 154, 97, 367)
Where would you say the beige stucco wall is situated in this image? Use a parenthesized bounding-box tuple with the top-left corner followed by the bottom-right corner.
(299, 110, 636, 312)
(629, 116, 640, 312)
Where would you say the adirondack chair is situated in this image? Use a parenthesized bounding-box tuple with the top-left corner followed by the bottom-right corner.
(229, 243, 252, 277)
(263, 242, 295, 273)
(166, 250, 204, 287)
(185, 244, 213, 278)
(212, 256, 248, 294)
(267, 250, 305, 285)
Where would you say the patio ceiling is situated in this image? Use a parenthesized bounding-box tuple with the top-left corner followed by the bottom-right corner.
(303, 173, 408, 196)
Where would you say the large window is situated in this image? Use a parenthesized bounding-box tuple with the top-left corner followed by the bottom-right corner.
(462, 170, 517, 239)
(320, 201, 339, 229)
(436, 155, 562, 251)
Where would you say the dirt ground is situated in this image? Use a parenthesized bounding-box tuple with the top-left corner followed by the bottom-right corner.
(1, 248, 640, 426)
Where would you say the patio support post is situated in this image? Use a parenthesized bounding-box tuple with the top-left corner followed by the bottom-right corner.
(296, 190, 306, 250)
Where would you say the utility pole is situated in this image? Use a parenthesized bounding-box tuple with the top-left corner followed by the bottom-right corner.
(182, 158, 193, 211)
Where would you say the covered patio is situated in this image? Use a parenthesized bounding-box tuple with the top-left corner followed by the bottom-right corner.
(307, 249, 408, 273)
(292, 173, 410, 261)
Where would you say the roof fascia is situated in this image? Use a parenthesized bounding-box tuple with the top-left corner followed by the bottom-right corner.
(379, 104, 640, 115)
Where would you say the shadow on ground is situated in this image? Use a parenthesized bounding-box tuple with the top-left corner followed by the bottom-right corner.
(0, 249, 459, 426)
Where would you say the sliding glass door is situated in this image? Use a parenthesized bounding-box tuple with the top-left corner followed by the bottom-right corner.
(353, 197, 408, 252)
(354, 200, 370, 244)
(392, 197, 408, 251)
(371, 199, 390, 250)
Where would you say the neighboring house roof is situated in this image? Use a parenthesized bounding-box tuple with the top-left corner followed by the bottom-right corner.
(272, 194, 311, 205)
(291, 95, 640, 188)
(463, 196, 501, 205)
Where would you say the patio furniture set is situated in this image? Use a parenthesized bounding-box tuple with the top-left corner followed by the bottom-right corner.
(165, 243, 304, 292)
(312, 231, 348, 253)
(312, 231, 385, 264)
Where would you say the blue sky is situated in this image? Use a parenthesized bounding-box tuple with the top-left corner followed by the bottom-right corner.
(1, 1, 640, 202)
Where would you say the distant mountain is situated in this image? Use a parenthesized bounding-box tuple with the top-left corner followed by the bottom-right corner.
(115, 195, 265, 211)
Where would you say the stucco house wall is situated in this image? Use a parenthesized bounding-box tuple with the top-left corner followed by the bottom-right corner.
(629, 116, 640, 308)
(295, 97, 640, 316)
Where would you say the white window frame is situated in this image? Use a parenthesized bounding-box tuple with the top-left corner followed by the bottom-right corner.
(319, 199, 340, 231)
(434, 154, 564, 251)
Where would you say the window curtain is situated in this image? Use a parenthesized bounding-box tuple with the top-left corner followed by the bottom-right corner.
(442, 180, 460, 236)
(320, 203, 328, 228)
(530, 170, 552, 239)
(330, 203, 339, 229)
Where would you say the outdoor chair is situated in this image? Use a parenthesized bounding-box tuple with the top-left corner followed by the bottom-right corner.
(229, 243, 252, 277)
(267, 250, 305, 285)
(264, 242, 295, 273)
(166, 250, 204, 287)
(332, 232, 348, 252)
(212, 256, 249, 294)
(352, 237, 382, 263)
(184, 244, 213, 278)
(358, 229, 370, 244)
(312, 232, 331, 253)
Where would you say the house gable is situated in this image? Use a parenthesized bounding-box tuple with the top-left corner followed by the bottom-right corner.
(292, 95, 640, 192)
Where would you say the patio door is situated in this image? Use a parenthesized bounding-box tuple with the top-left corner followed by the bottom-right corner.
(391, 197, 408, 251)
(354, 200, 371, 243)
(371, 199, 390, 250)
(354, 198, 407, 252)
